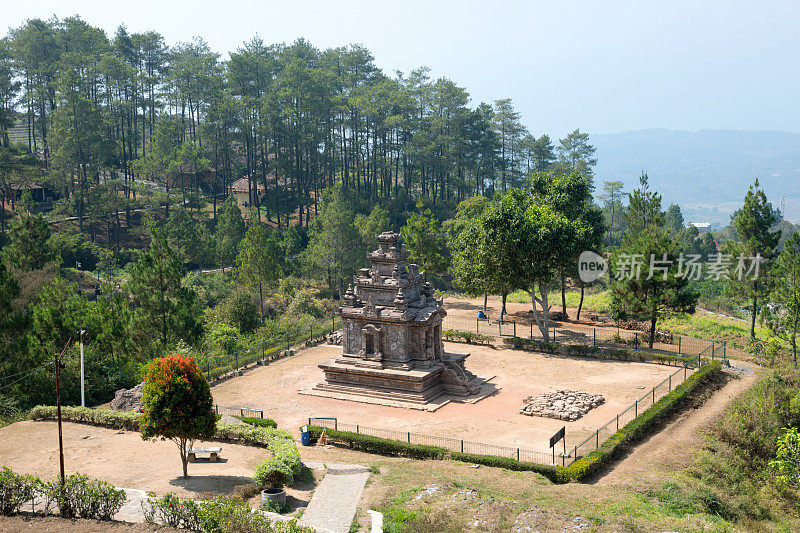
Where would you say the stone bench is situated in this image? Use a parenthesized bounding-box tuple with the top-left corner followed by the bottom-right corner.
(188, 446, 222, 462)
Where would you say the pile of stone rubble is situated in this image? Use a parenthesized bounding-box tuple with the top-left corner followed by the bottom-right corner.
(519, 389, 605, 421)
(326, 330, 343, 345)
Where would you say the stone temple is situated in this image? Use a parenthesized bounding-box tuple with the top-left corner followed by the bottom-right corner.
(305, 232, 490, 410)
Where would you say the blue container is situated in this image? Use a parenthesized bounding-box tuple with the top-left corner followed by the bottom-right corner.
(477, 310, 486, 319)
(300, 430, 311, 446)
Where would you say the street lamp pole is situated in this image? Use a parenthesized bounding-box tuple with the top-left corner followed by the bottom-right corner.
(79, 330, 85, 407)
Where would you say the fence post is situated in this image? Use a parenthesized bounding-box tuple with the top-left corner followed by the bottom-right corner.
(461, 440, 464, 453)
(240, 408, 244, 417)
(684, 366, 687, 380)
(513, 321, 516, 337)
(407, 431, 411, 443)
(215, 404, 219, 415)
(356, 424, 359, 434)
(616, 414, 619, 431)
(235, 352, 238, 372)
(593, 328, 596, 347)
(652, 387, 655, 404)
(499, 321, 502, 337)
(595, 429, 599, 449)
(476, 317, 479, 334)
(332, 316, 335, 334)
(335, 419, 338, 431)
(530, 321, 533, 340)
(310, 324, 313, 343)
(286, 333, 290, 352)
(669, 375, 672, 392)
(516, 448, 520, 461)
(635, 400, 638, 417)
(678, 336, 682, 355)
(574, 445, 577, 459)
(260, 410, 263, 419)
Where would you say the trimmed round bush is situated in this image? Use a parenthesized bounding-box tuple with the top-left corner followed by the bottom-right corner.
(254, 457, 293, 488)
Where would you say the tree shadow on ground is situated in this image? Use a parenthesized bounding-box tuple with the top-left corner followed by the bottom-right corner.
(169, 475, 255, 495)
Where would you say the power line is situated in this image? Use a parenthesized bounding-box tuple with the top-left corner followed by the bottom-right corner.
(0, 361, 53, 393)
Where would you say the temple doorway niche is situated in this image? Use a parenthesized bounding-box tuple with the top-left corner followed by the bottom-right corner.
(361, 324, 382, 359)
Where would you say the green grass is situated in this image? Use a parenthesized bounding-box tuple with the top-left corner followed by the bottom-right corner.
(662, 311, 778, 351)
(507, 288, 612, 314)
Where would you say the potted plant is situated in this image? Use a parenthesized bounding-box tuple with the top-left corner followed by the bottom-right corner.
(255, 458, 291, 508)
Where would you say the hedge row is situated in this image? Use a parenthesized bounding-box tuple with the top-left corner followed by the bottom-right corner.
(442, 330, 495, 345)
(309, 361, 722, 483)
(305, 426, 561, 482)
(29, 407, 302, 479)
(29, 405, 141, 430)
(559, 361, 722, 481)
(240, 417, 278, 429)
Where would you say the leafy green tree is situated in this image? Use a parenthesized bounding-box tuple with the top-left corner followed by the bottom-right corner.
(128, 232, 200, 348)
(530, 171, 605, 318)
(215, 196, 246, 268)
(0, 147, 39, 236)
(165, 209, 212, 268)
(217, 289, 260, 334)
(664, 204, 685, 234)
(610, 175, 698, 348)
(599, 180, 625, 245)
(355, 205, 390, 251)
(764, 232, 800, 366)
(401, 202, 448, 282)
(235, 224, 282, 321)
(3, 212, 54, 270)
(727, 179, 780, 339)
(140, 354, 216, 478)
(556, 129, 597, 181)
(477, 189, 583, 340)
(306, 185, 362, 298)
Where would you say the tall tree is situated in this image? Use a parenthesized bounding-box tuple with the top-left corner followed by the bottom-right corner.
(401, 202, 448, 282)
(727, 179, 780, 339)
(764, 232, 800, 366)
(556, 129, 597, 182)
(128, 232, 199, 348)
(235, 223, 282, 321)
(610, 174, 698, 348)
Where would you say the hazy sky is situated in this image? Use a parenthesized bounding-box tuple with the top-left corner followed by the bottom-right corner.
(4, 0, 799, 138)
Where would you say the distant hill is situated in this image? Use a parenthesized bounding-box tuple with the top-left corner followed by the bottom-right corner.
(589, 129, 800, 225)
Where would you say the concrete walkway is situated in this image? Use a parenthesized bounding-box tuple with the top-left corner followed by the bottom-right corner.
(302, 462, 372, 533)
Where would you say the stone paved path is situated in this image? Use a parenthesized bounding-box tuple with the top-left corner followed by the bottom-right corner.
(302, 463, 371, 533)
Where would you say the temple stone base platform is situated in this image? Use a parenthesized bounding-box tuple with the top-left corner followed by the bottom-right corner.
(301, 363, 498, 412)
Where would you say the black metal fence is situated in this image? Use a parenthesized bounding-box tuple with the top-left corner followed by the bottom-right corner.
(308, 417, 559, 465)
(199, 315, 342, 383)
(568, 357, 701, 462)
(215, 405, 264, 419)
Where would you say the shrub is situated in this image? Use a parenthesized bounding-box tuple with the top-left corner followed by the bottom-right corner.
(255, 457, 293, 488)
(43, 473, 126, 520)
(240, 417, 278, 429)
(146, 493, 314, 532)
(0, 467, 39, 515)
(143, 492, 201, 530)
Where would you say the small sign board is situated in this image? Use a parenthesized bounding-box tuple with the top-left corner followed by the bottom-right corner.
(549, 426, 565, 448)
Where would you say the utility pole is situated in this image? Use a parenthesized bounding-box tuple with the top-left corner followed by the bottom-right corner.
(55, 339, 70, 486)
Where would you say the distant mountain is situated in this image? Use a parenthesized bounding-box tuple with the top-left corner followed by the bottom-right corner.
(589, 129, 800, 225)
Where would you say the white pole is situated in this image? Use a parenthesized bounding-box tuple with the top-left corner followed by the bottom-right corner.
(80, 329, 85, 407)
